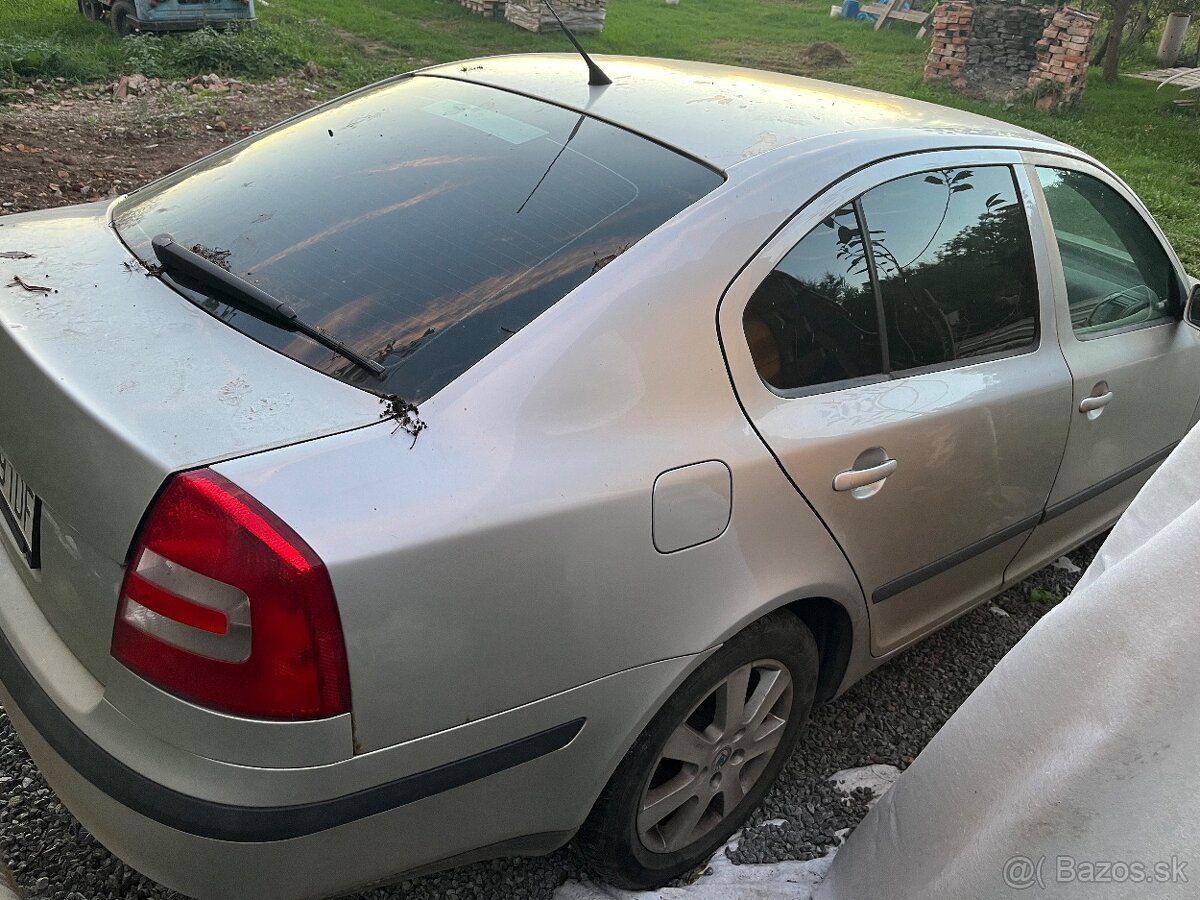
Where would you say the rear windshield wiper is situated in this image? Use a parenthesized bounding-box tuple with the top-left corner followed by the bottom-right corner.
(151, 234, 387, 380)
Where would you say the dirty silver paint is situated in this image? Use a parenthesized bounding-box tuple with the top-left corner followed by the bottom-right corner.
(0, 56, 1195, 900)
(421, 54, 1062, 170)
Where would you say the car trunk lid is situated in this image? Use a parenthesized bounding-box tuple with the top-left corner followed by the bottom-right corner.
(0, 202, 383, 681)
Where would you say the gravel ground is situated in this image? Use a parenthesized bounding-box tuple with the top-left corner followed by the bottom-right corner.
(0, 537, 1102, 900)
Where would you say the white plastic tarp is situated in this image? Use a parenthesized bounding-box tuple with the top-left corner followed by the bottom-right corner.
(816, 423, 1200, 899)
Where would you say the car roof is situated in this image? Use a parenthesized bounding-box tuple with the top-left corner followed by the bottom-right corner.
(417, 54, 1077, 172)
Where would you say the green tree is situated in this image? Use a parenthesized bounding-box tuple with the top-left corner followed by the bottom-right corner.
(1127, 0, 1200, 47)
(1103, 0, 1137, 82)
(1090, 0, 1200, 79)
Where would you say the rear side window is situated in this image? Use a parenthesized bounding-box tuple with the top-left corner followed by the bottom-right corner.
(744, 165, 1038, 392)
(1035, 167, 1180, 337)
(859, 166, 1039, 371)
(114, 77, 723, 402)
(742, 204, 884, 391)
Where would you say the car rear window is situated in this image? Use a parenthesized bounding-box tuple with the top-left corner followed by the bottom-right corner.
(113, 76, 723, 402)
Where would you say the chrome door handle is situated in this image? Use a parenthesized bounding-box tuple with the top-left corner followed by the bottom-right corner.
(833, 458, 898, 492)
(1079, 391, 1114, 413)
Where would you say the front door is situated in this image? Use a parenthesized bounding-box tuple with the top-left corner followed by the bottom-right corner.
(721, 151, 1072, 656)
(1005, 158, 1200, 582)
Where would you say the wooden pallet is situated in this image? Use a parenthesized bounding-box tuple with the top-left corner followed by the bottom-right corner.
(460, 0, 506, 17)
(864, 0, 929, 30)
(504, 0, 606, 33)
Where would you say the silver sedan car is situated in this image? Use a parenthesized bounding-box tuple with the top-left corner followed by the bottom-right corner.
(1, 54, 1198, 899)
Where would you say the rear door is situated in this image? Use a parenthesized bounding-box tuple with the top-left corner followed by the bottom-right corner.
(720, 149, 1072, 656)
(1005, 157, 1200, 583)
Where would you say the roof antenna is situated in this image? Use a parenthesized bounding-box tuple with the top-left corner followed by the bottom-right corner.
(517, 112, 585, 214)
(539, 0, 612, 87)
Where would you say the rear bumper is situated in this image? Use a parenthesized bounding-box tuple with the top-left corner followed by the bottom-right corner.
(0, 624, 581, 842)
(1, 689, 580, 899)
(0, 537, 697, 898)
(1, 696, 571, 900)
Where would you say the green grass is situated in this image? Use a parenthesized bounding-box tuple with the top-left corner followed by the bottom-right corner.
(2, 0, 1197, 268)
(893, 72, 1200, 273)
(1029, 587, 1062, 606)
(0, 0, 954, 88)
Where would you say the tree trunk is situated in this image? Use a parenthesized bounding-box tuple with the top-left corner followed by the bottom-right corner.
(1128, 16, 1154, 46)
(1092, 30, 1111, 67)
(1103, 0, 1134, 83)
(1127, 0, 1154, 45)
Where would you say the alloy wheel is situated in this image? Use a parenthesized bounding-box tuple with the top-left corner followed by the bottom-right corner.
(636, 659, 793, 854)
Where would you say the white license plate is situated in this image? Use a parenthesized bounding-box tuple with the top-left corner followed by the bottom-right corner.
(0, 448, 40, 569)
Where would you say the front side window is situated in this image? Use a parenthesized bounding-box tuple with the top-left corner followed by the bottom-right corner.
(1036, 167, 1180, 337)
(743, 165, 1038, 392)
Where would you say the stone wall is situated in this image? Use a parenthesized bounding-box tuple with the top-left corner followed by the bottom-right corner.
(966, 2, 1047, 95)
(925, 1, 1098, 107)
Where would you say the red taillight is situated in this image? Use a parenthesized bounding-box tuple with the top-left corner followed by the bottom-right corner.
(112, 470, 351, 720)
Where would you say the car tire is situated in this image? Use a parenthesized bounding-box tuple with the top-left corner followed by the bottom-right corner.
(577, 612, 818, 889)
(110, 1, 136, 37)
(78, 0, 101, 20)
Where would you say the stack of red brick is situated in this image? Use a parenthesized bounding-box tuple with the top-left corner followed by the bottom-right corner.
(924, 2, 974, 87)
(1029, 7, 1100, 107)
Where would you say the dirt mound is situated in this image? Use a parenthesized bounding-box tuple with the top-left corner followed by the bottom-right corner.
(0, 73, 333, 217)
(800, 41, 851, 68)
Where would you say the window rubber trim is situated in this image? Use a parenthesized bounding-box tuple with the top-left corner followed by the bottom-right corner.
(855, 195, 892, 375)
(0, 624, 584, 842)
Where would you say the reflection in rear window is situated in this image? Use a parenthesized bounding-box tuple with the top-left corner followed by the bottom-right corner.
(114, 77, 723, 402)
